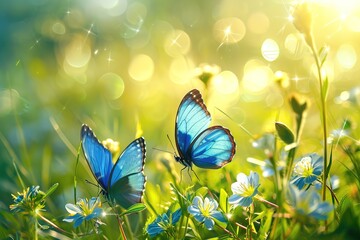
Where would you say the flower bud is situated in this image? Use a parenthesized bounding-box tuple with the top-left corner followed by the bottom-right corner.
(292, 2, 313, 47)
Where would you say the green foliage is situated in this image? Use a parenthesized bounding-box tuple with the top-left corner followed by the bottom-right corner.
(275, 121, 295, 145)
(119, 203, 146, 217)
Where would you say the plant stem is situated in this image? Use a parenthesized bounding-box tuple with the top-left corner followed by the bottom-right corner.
(34, 214, 38, 240)
(309, 35, 328, 202)
(183, 215, 189, 239)
(247, 204, 254, 240)
(37, 213, 73, 236)
(216, 224, 240, 240)
(116, 215, 127, 240)
(255, 196, 279, 208)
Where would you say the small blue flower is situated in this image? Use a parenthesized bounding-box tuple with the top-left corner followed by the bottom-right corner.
(261, 159, 284, 178)
(314, 175, 340, 191)
(252, 133, 275, 156)
(287, 184, 333, 220)
(147, 208, 181, 238)
(229, 171, 260, 207)
(188, 196, 226, 230)
(63, 197, 103, 228)
(291, 153, 324, 189)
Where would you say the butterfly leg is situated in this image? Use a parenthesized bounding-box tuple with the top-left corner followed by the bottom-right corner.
(190, 167, 200, 181)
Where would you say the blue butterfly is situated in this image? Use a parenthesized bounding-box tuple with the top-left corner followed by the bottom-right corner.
(81, 124, 146, 209)
(174, 89, 236, 170)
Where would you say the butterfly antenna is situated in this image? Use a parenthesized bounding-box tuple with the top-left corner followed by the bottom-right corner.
(216, 107, 254, 139)
(166, 134, 178, 156)
(152, 147, 174, 154)
(85, 179, 102, 193)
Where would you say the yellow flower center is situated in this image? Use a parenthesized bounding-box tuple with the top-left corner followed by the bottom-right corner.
(242, 185, 255, 197)
(198, 198, 214, 217)
(294, 157, 313, 177)
(78, 198, 101, 216)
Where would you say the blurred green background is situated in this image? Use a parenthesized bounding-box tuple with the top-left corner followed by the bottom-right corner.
(1, 0, 360, 231)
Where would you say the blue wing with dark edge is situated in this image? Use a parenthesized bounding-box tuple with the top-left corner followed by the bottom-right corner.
(189, 126, 236, 169)
(108, 137, 146, 209)
(175, 89, 211, 160)
(81, 124, 113, 190)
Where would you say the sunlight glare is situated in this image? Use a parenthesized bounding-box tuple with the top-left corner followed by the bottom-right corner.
(213, 17, 246, 45)
(164, 30, 191, 57)
(346, 15, 360, 32)
(99, 0, 119, 9)
(330, 0, 360, 15)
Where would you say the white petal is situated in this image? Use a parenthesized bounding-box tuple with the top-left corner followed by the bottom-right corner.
(193, 196, 203, 206)
(65, 203, 81, 214)
(236, 173, 249, 185)
(231, 182, 240, 194)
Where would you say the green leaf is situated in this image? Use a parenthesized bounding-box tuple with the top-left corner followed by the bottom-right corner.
(343, 119, 352, 130)
(258, 210, 274, 239)
(120, 203, 146, 216)
(42, 183, 59, 200)
(219, 188, 228, 213)
(290, 95, 307, 116)
(195, 186, 208, 198)
(275, 122, 295, 144)
(214, 215, 228, 229)
(318, 46, 329, 67)
(322, 75, 329, 101)
(326, 143, 334, 180)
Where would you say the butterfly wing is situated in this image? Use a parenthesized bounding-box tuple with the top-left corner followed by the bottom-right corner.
(108, 137, 146, 209)
(80, 124, 113, 190)
(189, 126, 236, 169)
(175, 89, 211, 163)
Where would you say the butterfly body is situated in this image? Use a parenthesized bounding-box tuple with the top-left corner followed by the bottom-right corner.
(174, 89, 236, 170)
(81, 124, 146, 209)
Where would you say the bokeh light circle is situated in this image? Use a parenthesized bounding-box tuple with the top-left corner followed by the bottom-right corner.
(98, 0, 127, 16)
(346, 16, 360, 32)
(169, 56, 194, 84)
(99, 72, 125, 100)
(336, 44, 357, 69)
(52, 22, 66, 35)
(284, 33, 306, 59)
(0, 89, 20, 115)
(126, 2, 147, 25)
(265, 91, 284, 108)
(213, 17, 246, 44)
(212, 71, 239, 94)
(247, 12, 269, 34)
(242, 59, 273, 94)
(128, 54, 154, 81)
(261, 39, 279, 62)
(65, 35, 91, 68)
(164, 30, 191, 57)
(99, 0, 119, 9)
